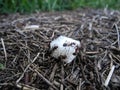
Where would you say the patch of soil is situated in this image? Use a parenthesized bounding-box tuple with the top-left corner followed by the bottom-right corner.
(0, 9, 120, 90)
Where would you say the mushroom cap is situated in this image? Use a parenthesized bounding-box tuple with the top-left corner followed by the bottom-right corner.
(50, 36, 80, 63)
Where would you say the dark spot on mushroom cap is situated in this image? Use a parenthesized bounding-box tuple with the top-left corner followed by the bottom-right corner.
(71, 42, 75, 45)
(58, 55, 67, 59)
(63, 43, 67, 47)
(73, 52, 77, 55)
(52, 46, 58, 51)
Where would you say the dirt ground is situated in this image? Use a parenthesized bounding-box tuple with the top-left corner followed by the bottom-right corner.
(0, 9, 120, 90)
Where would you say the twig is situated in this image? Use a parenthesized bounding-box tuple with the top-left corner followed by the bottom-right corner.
(114, 24, 120, 49)
(88, 22, 93, 38)
(97, 50, 108, 70)
(104, 65, 115, 87)
(16, 83, 40, 90)
(24, 25, 39, 30)
(77, 79, 85, 90)
(77, 78, 82, 90)
(1, 38, 7, 67)
(0, 83, 13, 86)
(16, 52, 40, 83)
(85, 51, 99, 55)
(111, 52, 120, 62)
(29, 67, 58, 90)
(60, 64, 64, 90)
(49, 63, 58, 81)
(15, 29, 26, 36)
(49, 64, 58, 90)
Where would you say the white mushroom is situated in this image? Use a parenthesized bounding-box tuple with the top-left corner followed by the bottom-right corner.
(50, 36, 81, 63)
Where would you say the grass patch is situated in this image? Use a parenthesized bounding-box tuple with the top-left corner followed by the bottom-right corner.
(0, 0, 120, 14)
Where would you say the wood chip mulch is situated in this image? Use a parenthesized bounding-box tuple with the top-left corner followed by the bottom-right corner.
(0, 9, 120, 90)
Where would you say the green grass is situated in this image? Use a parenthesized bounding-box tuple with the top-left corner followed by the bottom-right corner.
(0, 63, 5, 70)
(0, 0, 120, 14)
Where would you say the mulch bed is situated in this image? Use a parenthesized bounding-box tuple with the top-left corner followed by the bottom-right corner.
(0, 9, 120, 90)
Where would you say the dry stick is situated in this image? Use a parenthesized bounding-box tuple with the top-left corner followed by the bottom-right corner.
(98, 50, 108, 70)
(88, 22, 93, 38)
(49, 63, 58, 90)
(77, 78, 85, 90)
(77, 78, 81, 90)
(16, 52, 40, 83)
(17, 83, 40, 90)
(29, 67, 58, 90)
(1, 38, 7, 67)
(111, 52, 120, 62)
(104, 65, 115, 87)
(60, 64, 64, 90)
(114, 24, 120, 49)
(49, 63, 58, 81)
